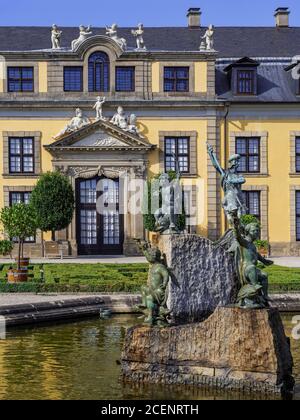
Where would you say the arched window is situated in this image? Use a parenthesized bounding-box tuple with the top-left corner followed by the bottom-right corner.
(88, 52, 110, 92)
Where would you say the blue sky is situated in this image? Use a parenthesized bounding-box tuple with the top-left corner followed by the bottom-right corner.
(0, 0, 299, 27)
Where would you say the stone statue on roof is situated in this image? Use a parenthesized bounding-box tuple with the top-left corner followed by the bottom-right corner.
(51, 24, 62, 49)
(71, 25, 93, 51)
(106, 23, 127, 50)
(131, 23, 147, 50)
(200, 24, 215, 51)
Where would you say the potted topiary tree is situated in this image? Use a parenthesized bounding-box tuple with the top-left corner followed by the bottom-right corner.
(0, 203, 37, 282)
(30, 171, 75, 257)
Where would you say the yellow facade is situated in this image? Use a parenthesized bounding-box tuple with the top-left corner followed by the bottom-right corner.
(0, 28, 299, 257)
(221, 120, 300, 245)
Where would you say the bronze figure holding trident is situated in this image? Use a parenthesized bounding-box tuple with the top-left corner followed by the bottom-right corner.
(207, 143, 247, 226)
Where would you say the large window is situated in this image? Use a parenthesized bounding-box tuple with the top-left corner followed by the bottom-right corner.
(236, 70, 255, 95)
(9, 192, 35, 243)
(236, 137, 260, 173)
(165, 137, 190, 173)
(296, 137, 300, 173)
(243, 191, 261, 222)
(9, 137, 34, 174)
(164, 67, 189, 92)
(88, 52, 109, 92)
(8, 67, 34, 92)
(64, 67, 83, 92)
(296, 191, 300, 241)
(115, 67, 135, 92)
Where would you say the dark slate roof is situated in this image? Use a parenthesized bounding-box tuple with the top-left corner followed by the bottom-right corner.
(1, 26, 300, 57)
(216, 62, 300, 102)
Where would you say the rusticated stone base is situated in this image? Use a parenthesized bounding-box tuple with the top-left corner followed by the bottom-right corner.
(122, 307, 294, 396)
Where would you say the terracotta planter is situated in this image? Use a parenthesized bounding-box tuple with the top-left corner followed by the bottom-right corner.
(15, 258, 30, 268)
(8, 268, 28, 283)
(7, 269, 16, 283)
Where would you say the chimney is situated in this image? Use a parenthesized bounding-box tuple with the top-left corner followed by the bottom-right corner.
(274, 7, 290, 27)
(187, 7, 201, 28)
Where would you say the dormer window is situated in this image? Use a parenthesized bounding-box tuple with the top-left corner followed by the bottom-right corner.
(284, 60, 300, 95)
(237, 70, 255, 95)
(224, 57, 259, 96)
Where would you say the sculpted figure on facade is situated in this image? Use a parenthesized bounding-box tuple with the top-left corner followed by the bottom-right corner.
(201, 24, 215, 50)
(207, 143, 247, 226)
(71, 25, 93, 50)
(131, 23, 146, 50)
(51, 24, 62, 49)
(127, 114, 142, 136)
(110, 106, 128, 130)
(93, 97, 106, 120)
(110, 107, 142, 137)
(55, 108, 91, 139)
(106, 23, 127, 50)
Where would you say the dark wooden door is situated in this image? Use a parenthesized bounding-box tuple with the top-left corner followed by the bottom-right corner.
(76, 177, 124, 255)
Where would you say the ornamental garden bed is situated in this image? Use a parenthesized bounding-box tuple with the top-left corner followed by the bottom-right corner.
(0, 263, 299, 294)
(0, 263, 148, 293)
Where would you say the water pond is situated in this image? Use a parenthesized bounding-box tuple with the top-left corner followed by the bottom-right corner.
(0, 314, 299, 400)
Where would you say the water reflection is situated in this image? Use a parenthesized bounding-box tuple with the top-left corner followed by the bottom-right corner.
(0, 314, 298, 400)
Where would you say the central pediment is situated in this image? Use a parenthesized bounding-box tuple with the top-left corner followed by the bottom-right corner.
(68, 130, 130, 148)
(45, 118, 155, 153)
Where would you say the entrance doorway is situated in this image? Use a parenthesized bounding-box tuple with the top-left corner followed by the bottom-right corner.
(76, 177, 124, 255)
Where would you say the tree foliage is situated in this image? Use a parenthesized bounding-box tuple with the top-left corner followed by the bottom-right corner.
(0, 204, 37, 241)
(30, 172, 75, 235)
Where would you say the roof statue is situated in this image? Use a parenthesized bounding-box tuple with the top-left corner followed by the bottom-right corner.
(105, 24, 127, 50)
(71, 25, 93, 51)
(51, 24, 62, 49)
(131, 24, 147, 51)
(200, 24, 215, 51)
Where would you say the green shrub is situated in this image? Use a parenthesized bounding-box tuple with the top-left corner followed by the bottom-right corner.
(240, 214, 261, 228)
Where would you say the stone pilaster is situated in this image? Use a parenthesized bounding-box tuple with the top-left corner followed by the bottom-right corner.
(207, 118, 220, 240)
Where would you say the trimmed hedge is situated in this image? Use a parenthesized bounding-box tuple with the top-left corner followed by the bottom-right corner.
(0, 263, 148, 293)
(0, 281, 144, 294)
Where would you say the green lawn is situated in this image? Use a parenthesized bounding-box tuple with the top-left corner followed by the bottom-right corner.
(0, 263, 299, 293)
(262, 264, 300, 292)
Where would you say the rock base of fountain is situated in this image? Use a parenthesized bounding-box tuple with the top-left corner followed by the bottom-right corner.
(122, 307, 294, 396)
(158, 235, 239, 323)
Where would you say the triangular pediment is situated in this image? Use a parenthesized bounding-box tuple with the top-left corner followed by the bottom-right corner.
(45, 118, 154, 153)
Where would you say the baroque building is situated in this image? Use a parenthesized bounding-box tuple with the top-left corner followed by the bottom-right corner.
(0, 7, 300, 257)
